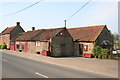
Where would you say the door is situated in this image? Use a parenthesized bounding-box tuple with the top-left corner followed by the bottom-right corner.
(79, 44, 83, 56)
(61, 44, 65, 56)
(24, 42, 28, 52)
(10, 42, 15, 50)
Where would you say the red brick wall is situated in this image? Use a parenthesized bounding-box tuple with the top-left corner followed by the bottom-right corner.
(0, 34, 10, 48)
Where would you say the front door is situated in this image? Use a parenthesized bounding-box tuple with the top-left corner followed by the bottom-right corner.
(24, 42, 28, 52)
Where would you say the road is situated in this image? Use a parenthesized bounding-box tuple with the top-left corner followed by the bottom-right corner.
(2, 52, 114, 78)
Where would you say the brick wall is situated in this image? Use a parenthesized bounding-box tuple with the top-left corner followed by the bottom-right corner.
(80, 42, 94, 54)
(35, 41, 49, 53)
(0, 34, 10, 48)
(15, 41, 49, 54)
(73, 42, 80, 56)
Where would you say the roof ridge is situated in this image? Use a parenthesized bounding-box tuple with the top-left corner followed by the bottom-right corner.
(67, 25, 106, 29)
(27, 27, 65, 32)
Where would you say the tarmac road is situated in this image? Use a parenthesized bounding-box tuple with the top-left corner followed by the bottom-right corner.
(2, 52, 114, 78)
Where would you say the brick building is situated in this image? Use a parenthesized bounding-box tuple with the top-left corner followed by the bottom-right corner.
(15, 27, 76, 57)
(0, 22, 25, 49)
(68, 25, 113, 57)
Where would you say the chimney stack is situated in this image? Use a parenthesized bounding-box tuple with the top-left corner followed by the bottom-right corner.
(32, 27, 35, 31)
(17, 22, 20, 26)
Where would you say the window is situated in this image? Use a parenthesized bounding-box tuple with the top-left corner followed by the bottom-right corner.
(83, 45, 88, 51)
(36, 41, 40, 46)
(16, 45, 19, 49)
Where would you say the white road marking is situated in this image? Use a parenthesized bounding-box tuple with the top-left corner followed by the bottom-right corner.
(35, 72, 48, 78)
(2, 59, 8, 62)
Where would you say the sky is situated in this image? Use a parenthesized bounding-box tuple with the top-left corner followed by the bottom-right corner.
(0, 0, 119, 34)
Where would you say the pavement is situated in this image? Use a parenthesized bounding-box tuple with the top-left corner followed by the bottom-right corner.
(1, 49, 119, 78)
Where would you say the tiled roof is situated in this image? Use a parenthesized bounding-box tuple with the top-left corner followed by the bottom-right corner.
(32, 28, 63, 41)
(2, 26, 16, 35)
(16, 30, 40, 41)
(16, 27, 64, 41)
(67, 25, 106, 41)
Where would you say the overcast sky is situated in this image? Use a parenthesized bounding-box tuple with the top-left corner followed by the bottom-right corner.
(0, 0, 119, 34)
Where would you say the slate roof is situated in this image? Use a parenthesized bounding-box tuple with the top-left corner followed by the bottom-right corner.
(67, 25, 106, 41)
(16, 27, 64, 41)
(1, 26, 16, 35)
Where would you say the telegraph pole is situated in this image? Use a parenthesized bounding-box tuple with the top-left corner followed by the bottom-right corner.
(64, 20, 67, 28)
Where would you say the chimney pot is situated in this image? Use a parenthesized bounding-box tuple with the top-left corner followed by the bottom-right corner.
(17, 22, 20, 26)
(32, 27, 35, 30)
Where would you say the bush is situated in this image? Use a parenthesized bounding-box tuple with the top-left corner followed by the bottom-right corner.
(92, 46, 101, 58)
(0, 44, 1, 49)
(0, 44, 7, 49)
(101, 49, 110, 59)
(93, 46, 110, 59)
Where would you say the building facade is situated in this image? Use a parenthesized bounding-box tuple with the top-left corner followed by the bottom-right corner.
(68, 25, 113, 57)
(15, 27, 76, 57)
(0, 22, 25, 49)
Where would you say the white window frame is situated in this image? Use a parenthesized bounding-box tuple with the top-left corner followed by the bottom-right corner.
(36, 41, 40, 46)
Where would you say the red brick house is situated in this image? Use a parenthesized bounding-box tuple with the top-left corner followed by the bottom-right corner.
(15, 27, 76, 57)
(0, 22, 25, 49)
(68, 25, 113, 57)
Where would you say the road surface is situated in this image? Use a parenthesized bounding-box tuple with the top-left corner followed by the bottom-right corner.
(2, 52, 114, 78)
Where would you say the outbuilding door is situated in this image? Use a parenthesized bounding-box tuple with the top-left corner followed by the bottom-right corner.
(61, 44, 65, 56)
(10, 42, 15, 50)
(24, 42, 28, 52)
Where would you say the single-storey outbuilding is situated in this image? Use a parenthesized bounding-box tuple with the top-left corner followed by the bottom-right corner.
(68, 25, 113, 57)
(15, 27, 78, 57)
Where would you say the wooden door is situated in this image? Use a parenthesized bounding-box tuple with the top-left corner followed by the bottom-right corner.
(61, 44, 65, 56)
(24, 42, 28, 52)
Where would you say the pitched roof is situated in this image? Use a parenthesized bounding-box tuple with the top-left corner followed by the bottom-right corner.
(67, 25, 106, 41)
(32, 28, 63, 41)
(16, 27, 64, 41)
(2, 26, 16, 35)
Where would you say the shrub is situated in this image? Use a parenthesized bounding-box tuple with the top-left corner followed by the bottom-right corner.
(101, 49, 109, 59)
(0, 44, 1, 49)
(0, 44, 7, 49)
(93, 46, 110, 59)
(92, 46, 101, 58)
